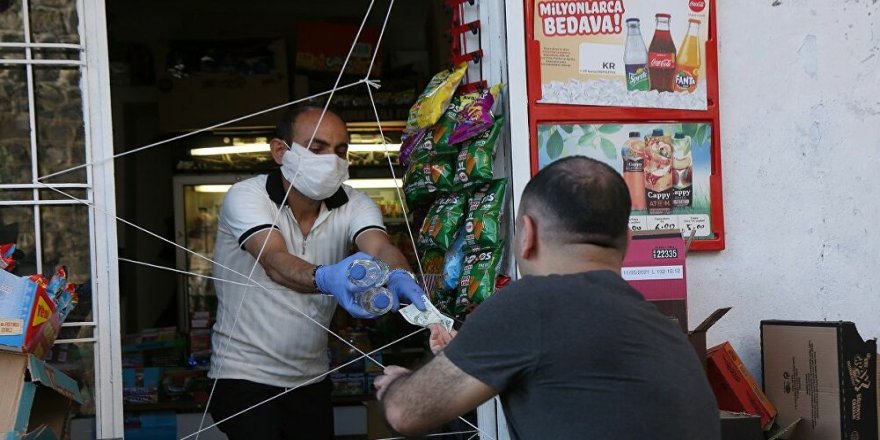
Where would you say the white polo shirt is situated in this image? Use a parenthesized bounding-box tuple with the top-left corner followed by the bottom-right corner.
(208, 169, 385, 388)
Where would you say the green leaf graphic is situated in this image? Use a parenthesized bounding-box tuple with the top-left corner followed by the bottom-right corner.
(578, 132, 596, 148)
(600, 137, 617, 160)
(548, 130, 563, 159)
(599, 124, 623, 134)
(560, 125, 574, 134)
(695, 124, 708, 147)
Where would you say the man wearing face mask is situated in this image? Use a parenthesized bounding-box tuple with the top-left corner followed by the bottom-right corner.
(207, 105, 429, 439)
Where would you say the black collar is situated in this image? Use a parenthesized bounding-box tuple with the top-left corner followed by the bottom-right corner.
(265, 168, 349, 210)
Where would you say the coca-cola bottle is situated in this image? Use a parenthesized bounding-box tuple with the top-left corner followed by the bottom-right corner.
(648, 13, 676, 93)
(623, 18, 649, 91)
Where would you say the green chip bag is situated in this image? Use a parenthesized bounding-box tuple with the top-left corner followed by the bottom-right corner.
(457, 247, 504, 304)
(417, 192, 469, 252)
(463, 179, 507, 249)
(453, 115, 504, 190)
(432, 92, 481, 155)
(403, 149, 457, 207)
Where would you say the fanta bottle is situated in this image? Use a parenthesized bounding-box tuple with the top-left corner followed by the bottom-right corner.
(674, 19, 701, 93)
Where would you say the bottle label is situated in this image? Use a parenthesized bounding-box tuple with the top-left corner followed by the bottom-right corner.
(623, 157, 644, 173)
(674, 65, 699, 92)
(673, 186, 693, 208)
(648, 52, 675, 69)
(646, 188, 674, 214)
(625, 64, 649, 91)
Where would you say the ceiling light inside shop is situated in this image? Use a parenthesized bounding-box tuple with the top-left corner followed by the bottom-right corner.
(190, 143, 270, 156)
(194, 178, 402, 193)
(190, 143, 400, 156)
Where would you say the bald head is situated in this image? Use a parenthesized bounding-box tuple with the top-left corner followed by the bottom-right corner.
(519, 156, 631, 251)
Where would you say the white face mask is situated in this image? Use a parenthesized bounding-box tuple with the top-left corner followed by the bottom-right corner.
(280, 141, 349, 200)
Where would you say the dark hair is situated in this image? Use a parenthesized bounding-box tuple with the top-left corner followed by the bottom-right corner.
(520, 156, 631, 250)
(275, 104, 346, 144)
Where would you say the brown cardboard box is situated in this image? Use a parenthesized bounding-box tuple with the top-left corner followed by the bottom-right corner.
(0, 351, 83, 439)
(708, 342, 778, 430)
(761, 321, 877, 440)
(157, 38, 288, 133)
(689, 307, 730, 370)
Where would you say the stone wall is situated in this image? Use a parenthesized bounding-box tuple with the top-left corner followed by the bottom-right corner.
(0, 0, 90, 284)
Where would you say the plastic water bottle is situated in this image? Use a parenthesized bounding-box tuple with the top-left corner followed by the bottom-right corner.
(355, 287, 394, 316)
(347, 258, 390, 288)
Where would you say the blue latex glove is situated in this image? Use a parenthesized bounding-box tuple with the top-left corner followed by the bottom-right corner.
(315, 252, 377, 319)
(387, 269, 428, 312)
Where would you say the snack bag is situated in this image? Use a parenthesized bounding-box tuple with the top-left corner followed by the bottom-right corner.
(462, 179, 507, 249)
(448, 84, 502, 145)
(406, 63, 468, 129)
(0, 243, 16, 272)
(403, 149, 457, 207)
(420, 247, 445, 301)
(398, 129, 427, 166)
(432, 92, 480, 155)
(457, 247, 504, 304)
(452, 116, 504, 190)
(417, 192, 469, 252)
(440, 225, 468, 291)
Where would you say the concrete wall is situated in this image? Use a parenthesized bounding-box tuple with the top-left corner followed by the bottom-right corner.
(691, 0, 880, 378)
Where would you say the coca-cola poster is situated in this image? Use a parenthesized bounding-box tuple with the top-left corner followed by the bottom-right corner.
(536, 122, 715, 238)
(533, 0, 711, 110)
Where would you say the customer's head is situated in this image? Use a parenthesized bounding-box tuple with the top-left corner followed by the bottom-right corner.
(514, 156, 631, 275)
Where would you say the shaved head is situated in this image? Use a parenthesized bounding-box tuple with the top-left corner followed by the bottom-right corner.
(519, 156, 631, 251)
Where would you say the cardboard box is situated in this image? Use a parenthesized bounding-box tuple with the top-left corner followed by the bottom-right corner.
(157, 38, 288, 133)
(720, 411, 763, 440)
(761, 321, 878, 440)
(296, 21, 381, 77)
(707, 342, 778, 430)
(622, 230, 688, 332)
(689, 307, 731, 370)
(0, 351, 83, 440)
(0, 270, 62, 359)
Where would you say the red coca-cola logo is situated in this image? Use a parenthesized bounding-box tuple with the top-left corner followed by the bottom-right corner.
(649, 58, 674, 69)
(689, 0, 706, 12)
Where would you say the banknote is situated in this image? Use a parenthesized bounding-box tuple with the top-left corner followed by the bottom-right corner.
(399, 295, 454, 332)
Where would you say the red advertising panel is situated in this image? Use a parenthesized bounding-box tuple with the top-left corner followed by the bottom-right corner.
(524, 0, 724, 250)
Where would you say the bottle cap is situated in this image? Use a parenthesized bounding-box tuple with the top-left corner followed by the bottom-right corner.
(651, 129, 664, 136)
(674, 133, 685, 139)
(349, 264, 367, 280)
(373, 292, 391, 309)
(656, 13, 671, 19)
(625, 18, 640, 24)
(628, 131, 641, 138)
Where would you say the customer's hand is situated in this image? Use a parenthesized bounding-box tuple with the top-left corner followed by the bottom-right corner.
(315, 252, 376, 319)
(374, 365, 412, 401)
(387, 269, 428, 312)
(428, 324, 457, 354)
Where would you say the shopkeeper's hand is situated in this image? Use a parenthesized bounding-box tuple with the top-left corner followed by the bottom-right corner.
(387, 269, 428, 312)
(315, 252, 376, 319)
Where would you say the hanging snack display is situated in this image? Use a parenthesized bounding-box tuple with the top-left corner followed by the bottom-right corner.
(453, 116, 505, 190)
(406, 63, 468, 129)
(417, 191, 471, 251)
(462, 179, 507, 249)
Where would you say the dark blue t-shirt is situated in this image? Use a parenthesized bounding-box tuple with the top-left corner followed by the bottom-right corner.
(444, 271, 720, 440)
